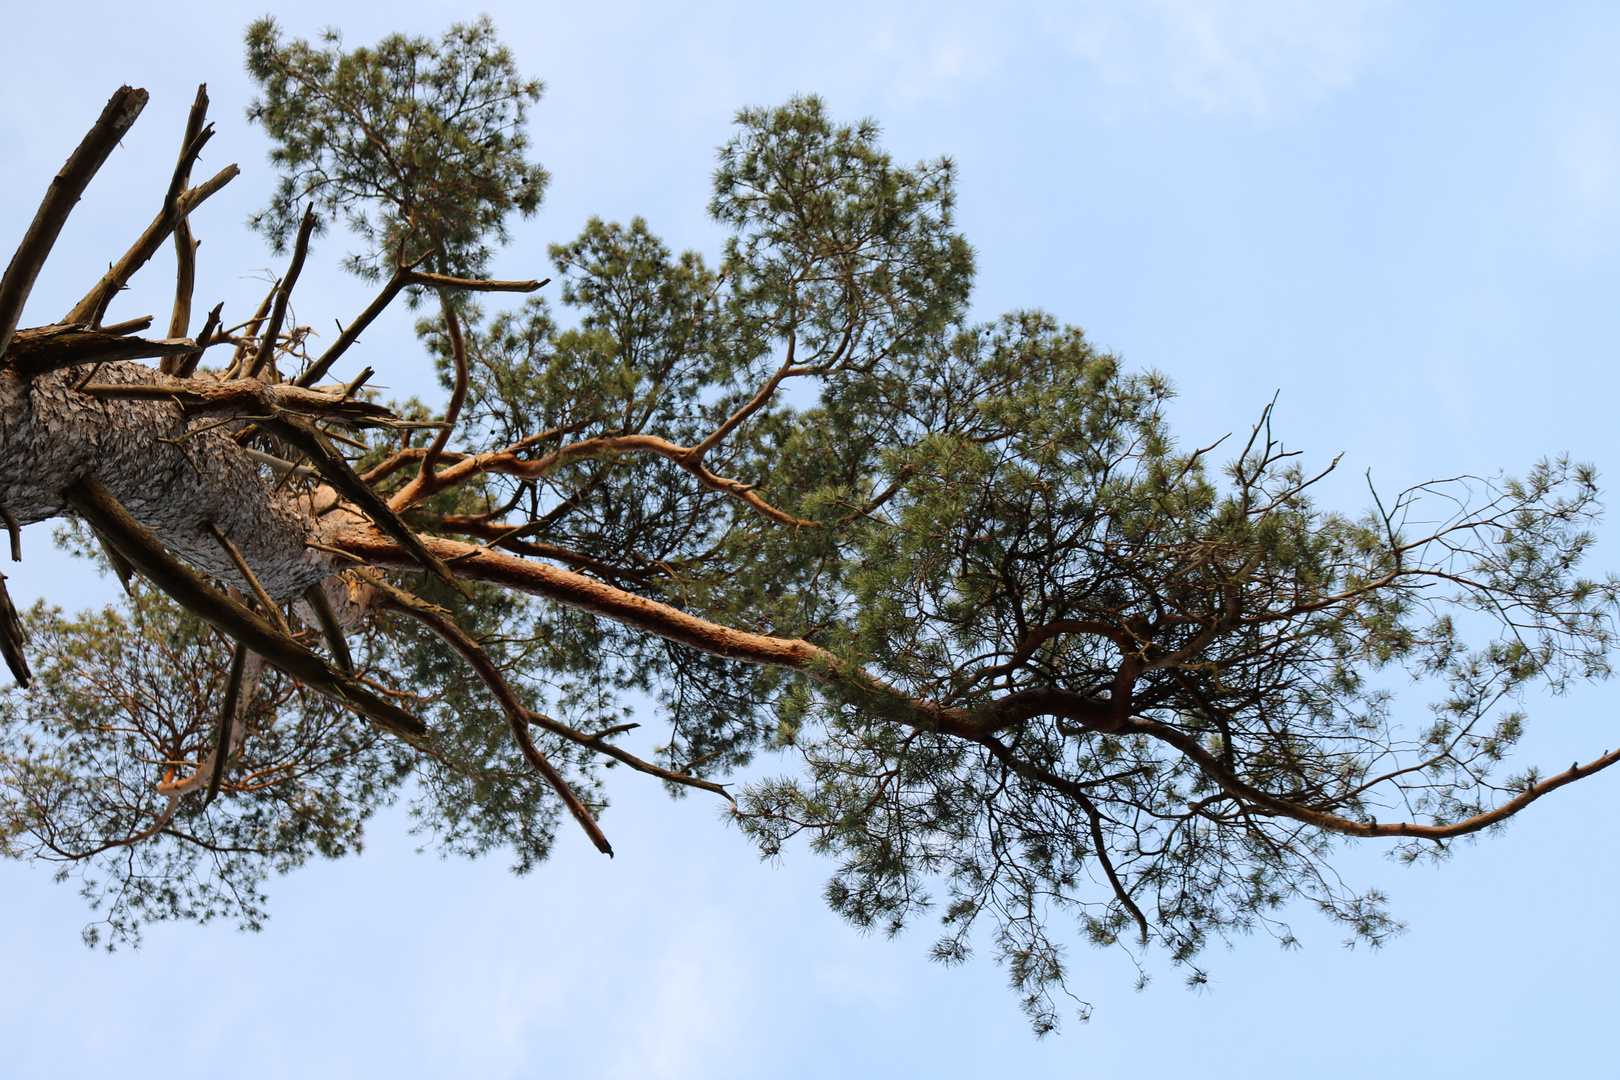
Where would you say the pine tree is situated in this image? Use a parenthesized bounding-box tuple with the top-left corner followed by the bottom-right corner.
(0, 18, 1614, 1032)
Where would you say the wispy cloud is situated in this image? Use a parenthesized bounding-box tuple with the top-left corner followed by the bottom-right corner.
(1050, 0, 1403, 118)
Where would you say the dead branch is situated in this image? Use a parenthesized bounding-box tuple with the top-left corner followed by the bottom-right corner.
(0, 86, 148, 361)
(3, 324, 198, 376)
(0, 571, 29, 688)
(63, 474, 427, 742)
(77, 373, 398, 425)
(246, 206, 317, 379)
(170, 302, 222, 379)
(204, 642, 249, 807)
(64, 160, 239, 330)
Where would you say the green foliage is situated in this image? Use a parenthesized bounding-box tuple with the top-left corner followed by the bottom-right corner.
(5, 20, 1617, 1032)
(0, 583, 411, 946)
(245, 16, 548, 280)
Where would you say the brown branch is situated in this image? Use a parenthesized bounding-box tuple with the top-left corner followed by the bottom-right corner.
(2, 324, 197, 377)
(391, 296, 468, 508)
(404, 270, 548, 293)
(295, 272, 547, 390)
(226, 282, 278, 378)
(164, 85, 211, 359)
(0, 571, 30, 688)
(78, 374, 397, 425)
(0, 501, 20, 562)
(205, 521, 291, 635)
(302, 583, 353, 673)
(433, 516, 651, 582)
(371, 585, 614, 856)
(89, 526, 137, 595)
(1120, 713, 1620, 843)
(0, 86, 148, 363)
(203, 641, 249, 808)
(295, 271, 407, 388)
(685, 338, 798, 463)
(390, 431, 816, 527)
(260, 414, 464, 593)
(246, 205, 317, 379)
(524, 710, 732, 800)
(331, 528, 1620, 846)
(170, 302, 222, 379)
(331, 527, 1001, 739)
(1076, 790, 1150, 944)
(63, 474, 426, 741)
(63, 159, 239, 330)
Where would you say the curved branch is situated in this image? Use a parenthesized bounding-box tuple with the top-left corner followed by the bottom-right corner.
(1122, 713, 1620, 842)
(369, 584, 613, 856)
(391, 432, 816, 527)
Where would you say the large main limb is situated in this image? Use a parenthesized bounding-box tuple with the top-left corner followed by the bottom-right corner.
(329, 525, 1620, 845)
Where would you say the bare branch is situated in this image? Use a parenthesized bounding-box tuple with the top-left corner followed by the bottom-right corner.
(204, 642, 249, 808)
(3, 324, 197, 376)
(166, 85, 211, 350)
(205, 521, 292, 635)
(78, 373, 398, 425)
(0, 86, 148, 361)
(63, 474, 427, 742)
(170, 301, 222, 379)
(64, 149, 239, 329)
(262, 414, 466, 593)
(0, 501, 20, 563)
(301, 583, 353, 673)
(246, 205, 317, 379)
(0, 571, 30, 688)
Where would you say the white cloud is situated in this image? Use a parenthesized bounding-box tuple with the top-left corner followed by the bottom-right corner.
(1051, 0, 1403, 118)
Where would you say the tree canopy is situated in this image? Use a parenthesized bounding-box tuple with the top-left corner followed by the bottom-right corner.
(0, 19, 1615, 1033)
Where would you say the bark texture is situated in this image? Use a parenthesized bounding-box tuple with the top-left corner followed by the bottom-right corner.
(0, 362, 332, 599)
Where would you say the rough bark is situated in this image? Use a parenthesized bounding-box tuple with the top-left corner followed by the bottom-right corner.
(0, 362, 333, 599)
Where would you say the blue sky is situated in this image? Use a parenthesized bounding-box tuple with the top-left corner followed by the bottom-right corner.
(2, 2, 1618, 1076)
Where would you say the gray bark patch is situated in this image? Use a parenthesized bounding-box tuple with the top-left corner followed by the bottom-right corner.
(0, 362, 332, 599)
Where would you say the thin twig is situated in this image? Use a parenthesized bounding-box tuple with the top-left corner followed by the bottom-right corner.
(373, 587, 613, 856)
